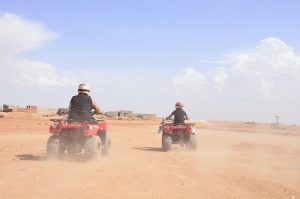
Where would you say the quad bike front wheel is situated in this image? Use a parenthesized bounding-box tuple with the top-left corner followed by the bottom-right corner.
(85, 135, 101, 159)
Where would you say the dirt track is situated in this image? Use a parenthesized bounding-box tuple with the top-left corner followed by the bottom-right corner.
(0, 113, 299, 199)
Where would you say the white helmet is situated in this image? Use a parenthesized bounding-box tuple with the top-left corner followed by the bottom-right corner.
(78, 83, 90, 94)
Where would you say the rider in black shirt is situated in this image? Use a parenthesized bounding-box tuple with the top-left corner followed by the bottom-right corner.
(68, 83, 101, 123)
(166, 102, 189, 124)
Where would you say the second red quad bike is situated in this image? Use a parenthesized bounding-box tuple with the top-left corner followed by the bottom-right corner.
(158, 119, 197, 151)
(47, 118, 111, 159)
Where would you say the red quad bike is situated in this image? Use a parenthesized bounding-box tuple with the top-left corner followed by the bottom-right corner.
(47, 118, 111, 159)
(158, 119, 197, 151)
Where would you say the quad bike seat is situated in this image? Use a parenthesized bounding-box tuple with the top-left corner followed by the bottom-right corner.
(174, 123, 185, 126)
(67, 117, 98, 124)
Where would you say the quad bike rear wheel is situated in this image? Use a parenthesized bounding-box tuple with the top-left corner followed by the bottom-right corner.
(85, 135, 101, 159)
(46, 135, 62, 158)
(102, 136, 111, 156)
(100, 131, 111, 156)
(162, 134, 172, 151)
(186, 134, 197, 151)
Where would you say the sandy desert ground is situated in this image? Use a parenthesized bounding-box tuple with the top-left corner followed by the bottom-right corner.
(0, 112, 299, 199)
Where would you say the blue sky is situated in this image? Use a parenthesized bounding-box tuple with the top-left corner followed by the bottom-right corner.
(3, 0, 299, 70)
(0, 0, 300, 124)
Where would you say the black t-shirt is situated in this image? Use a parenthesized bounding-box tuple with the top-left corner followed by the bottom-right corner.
(171, 109, 187, 124)
(68, 93, 93, 122)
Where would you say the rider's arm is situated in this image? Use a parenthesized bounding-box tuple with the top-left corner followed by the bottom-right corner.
(184, 110, 189, 120)
(68, 96, 76, 110)
(91, 98, 101, 114)
(68, 99, 73, 112)
(166, 111, 175, 119)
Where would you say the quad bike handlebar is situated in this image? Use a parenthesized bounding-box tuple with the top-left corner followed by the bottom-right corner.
(49, 112, 106, 123)
(160, 118, 195, 126)
(91, 111, 104, 116)
(50, 118, 66, 122)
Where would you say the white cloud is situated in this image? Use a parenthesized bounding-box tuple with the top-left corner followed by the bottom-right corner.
(11, 59, 77, 87)
(170, 37, 300, 124)
(172, 68, 206, 86)
(0, 13, 167, 110)
(222, 37, 300, 76)
(65, 70, 170, 113)
(171, 66, 228, 96)
(208, 67, 227, 90)
(0, 13, 75, 88)
(0, 13, 77, 108)
(0, 14, 298, 124)
(0, 13, 58, 57)
(260, 79, 274, 98)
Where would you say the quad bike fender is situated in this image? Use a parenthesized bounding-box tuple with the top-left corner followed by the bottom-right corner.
(82, 123, 99, 136)
(186, 125, 196, 135)
(162, 124, 173, 134)
(82, 121, 108, 136)
(49, 120, 63, 135)
(162, 124, 196, 135)
(49, 119, 109, 136)
(98, 122, 108, 131)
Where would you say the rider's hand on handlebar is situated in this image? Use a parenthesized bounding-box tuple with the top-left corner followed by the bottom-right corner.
(94, 112, 105, 119)
(92, 111, 104, 115)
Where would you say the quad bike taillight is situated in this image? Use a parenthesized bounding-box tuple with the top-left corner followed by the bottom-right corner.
(82, 122, 99, 136)
(187, 125, 196, 134)
(163, 124, 173, 133)
(49, 121, 62, 134)
(84, 124, 99, 130)
(82, 122, 91, 132)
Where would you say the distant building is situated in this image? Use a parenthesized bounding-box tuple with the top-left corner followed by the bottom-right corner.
(104, 110, 156, 120)
(3, 104, 19, 112)
(105, 111, 119, 118)
(140, 114, 156, 120)
(1, 104, 157, 119)
(17, 105, 37, 113)
(118, 111, 133, 117)
(3, 104, 37, 113)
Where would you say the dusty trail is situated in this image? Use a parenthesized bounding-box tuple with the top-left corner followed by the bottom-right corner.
(0, 115, 299, 199)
